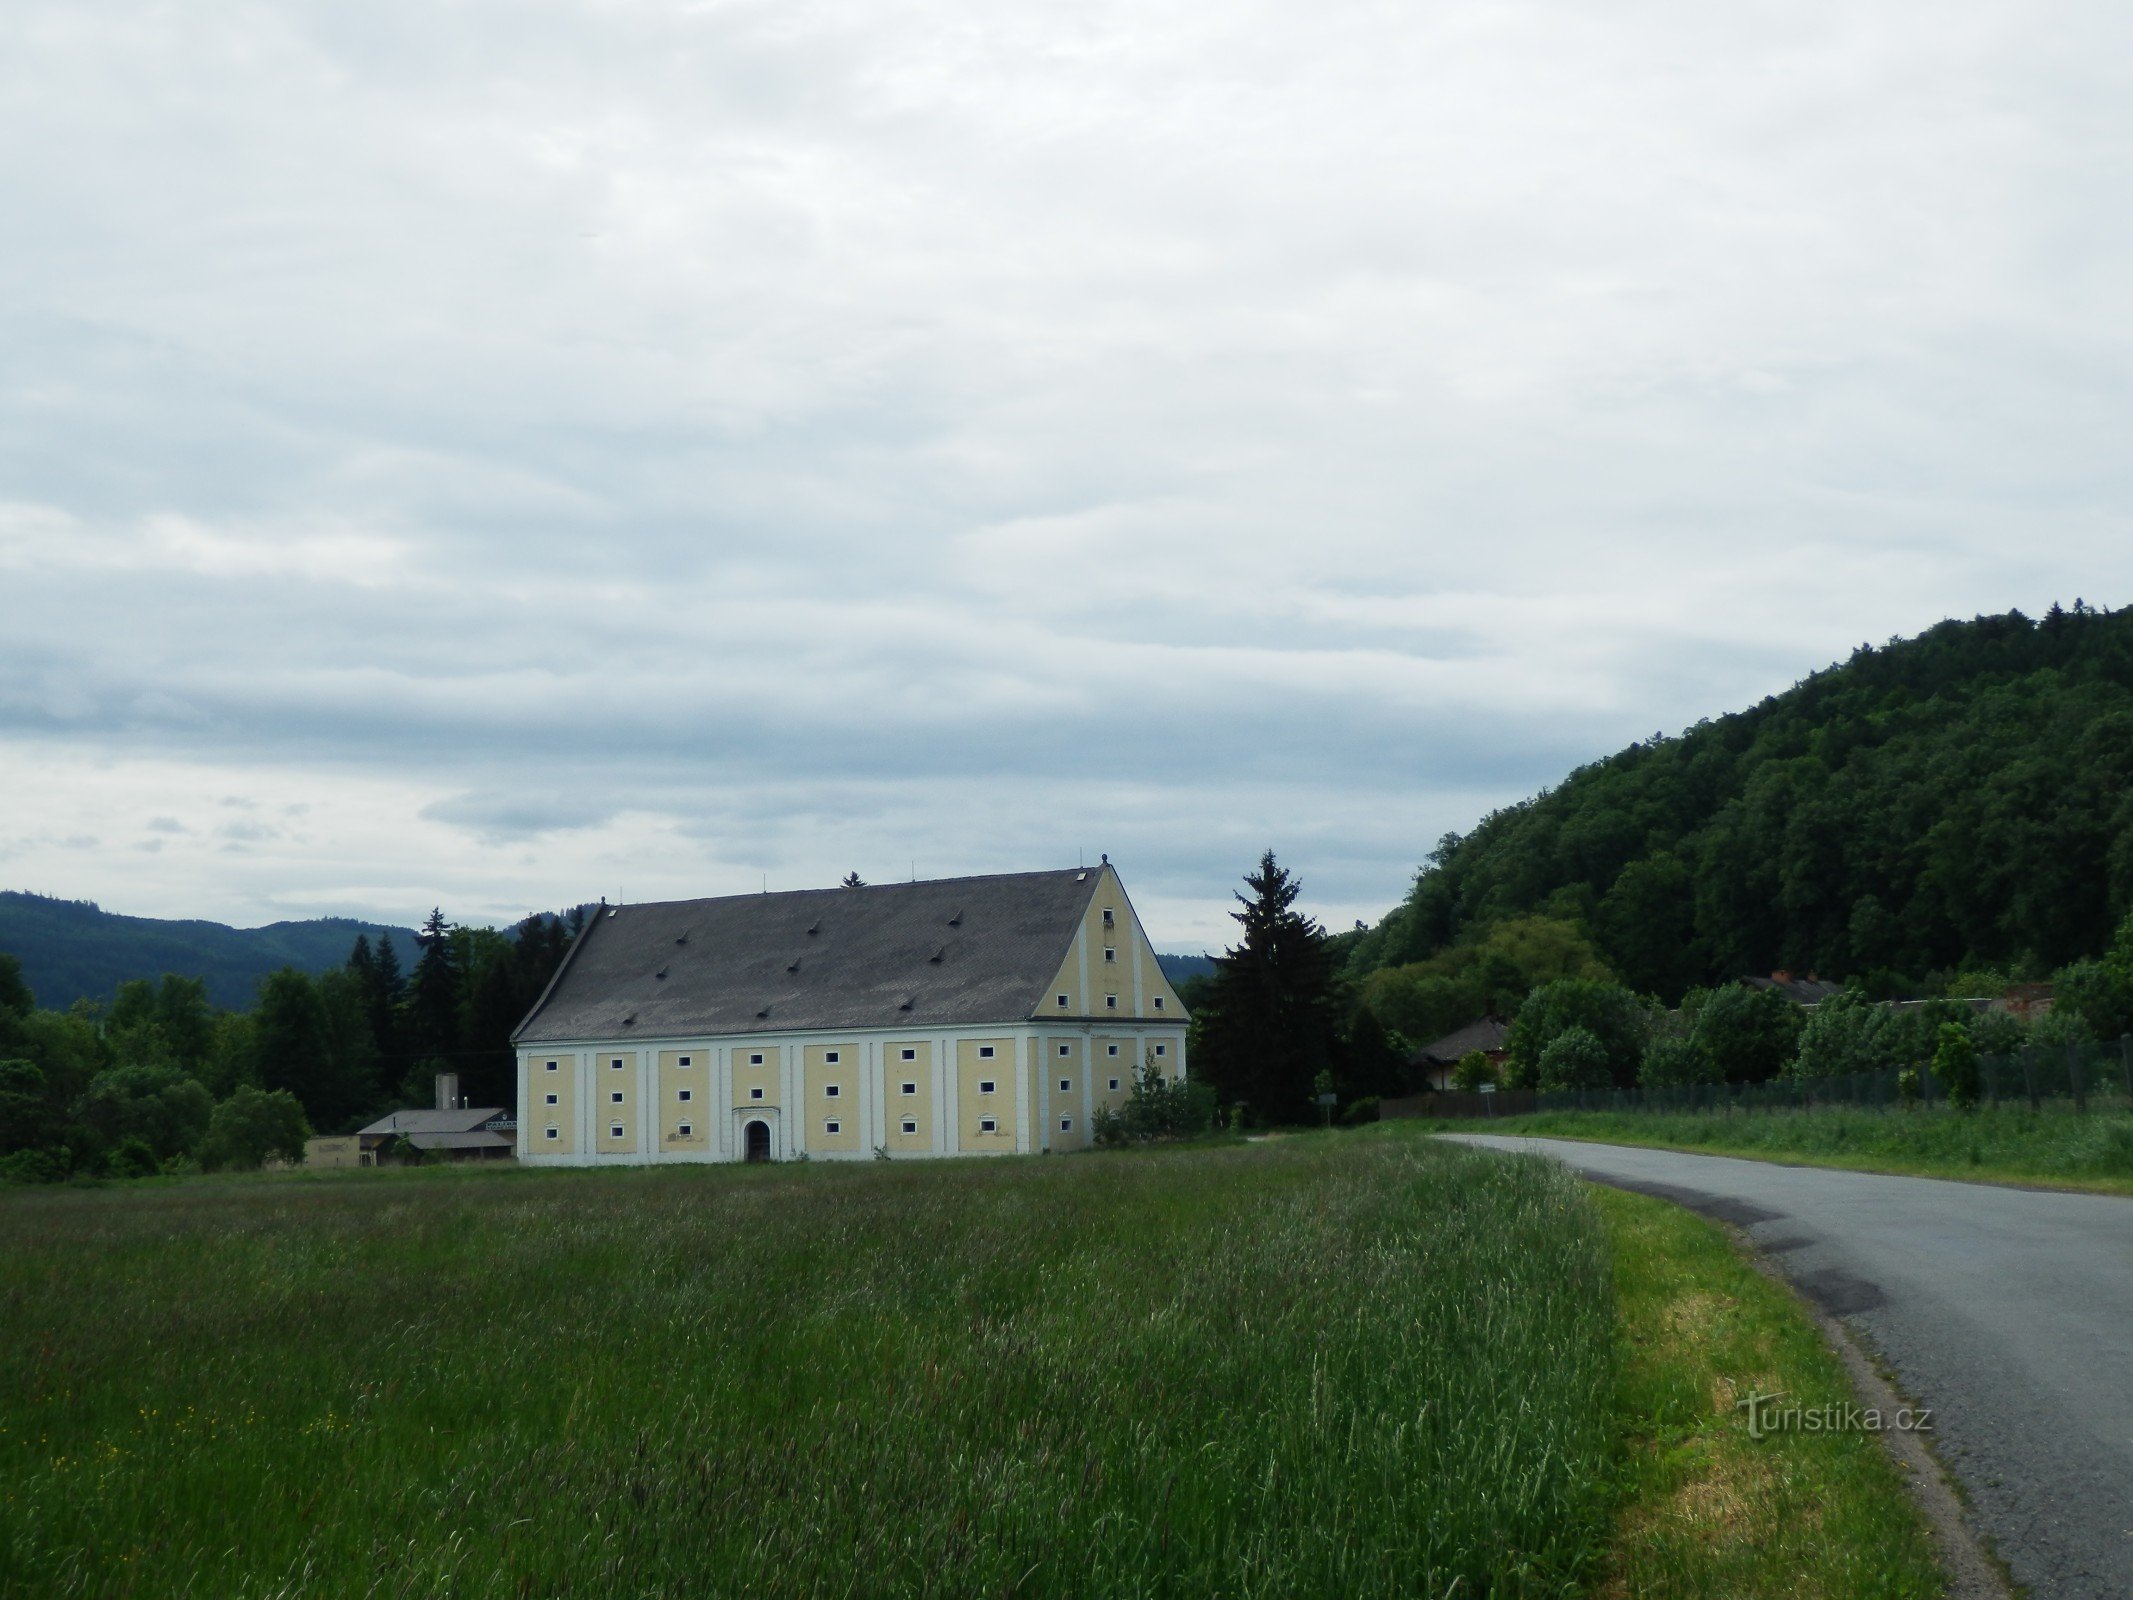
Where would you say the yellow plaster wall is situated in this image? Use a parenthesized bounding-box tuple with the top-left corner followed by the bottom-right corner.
(804, 1042, 863, 1153)
(595, 1049, 638, 1154)
(956, 1036, 1016, 1150)
(886, 1039, 933, 1152)
(658, 1047, 709, 1153)
(531, 1050, 578, 1153)
(1044, 1036, 1087, 1151)
(732, 1043, 780, 1111)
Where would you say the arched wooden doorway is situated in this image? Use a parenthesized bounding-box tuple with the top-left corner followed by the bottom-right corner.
(744, 1120, 772, 1162)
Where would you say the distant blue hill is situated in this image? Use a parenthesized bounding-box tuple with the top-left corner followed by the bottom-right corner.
(0, 890, 420, 1012)
(1156, 952, 1217, 984)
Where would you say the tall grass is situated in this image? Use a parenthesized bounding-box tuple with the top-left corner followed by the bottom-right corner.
(0, 1135, 1617, 1599)
(1483, 1102, 2133, 1192)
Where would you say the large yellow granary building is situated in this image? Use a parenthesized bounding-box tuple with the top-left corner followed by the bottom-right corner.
(511, 862, 1189, 1164)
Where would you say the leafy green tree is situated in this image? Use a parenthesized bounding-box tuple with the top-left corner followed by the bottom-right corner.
(0, 1060, 52, 1155)
(1688, 984, 1804, 1084)
(1504, 979, 1651, 1089)
(1640, 1036, 1721, 1088)
(74, 1065, 214, 1162)
(1791, 990, 1887, 1079)
(1535, 1025, 1611, 1090)
(200, 1087, 311, 1171)
(1192, 852, 1340, 1123)
(1931, 1023, 1980, 1110)
(253, 969, 375, 1132)
(1452, 1048, 1493, 1092)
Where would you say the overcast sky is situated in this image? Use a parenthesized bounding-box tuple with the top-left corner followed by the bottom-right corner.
(3, 0, 2131, 952)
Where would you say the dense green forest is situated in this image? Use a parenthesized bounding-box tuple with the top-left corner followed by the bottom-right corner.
(0, 892, 420, 1011)
(0, 908, 584, 1182)
(1347, 603, 2133, 1009)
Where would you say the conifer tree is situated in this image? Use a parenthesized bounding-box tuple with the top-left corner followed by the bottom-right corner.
(1193, 851, 1339, 1122)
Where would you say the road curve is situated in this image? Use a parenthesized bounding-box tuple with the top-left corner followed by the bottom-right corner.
(1444, 1135, 2133, 1600)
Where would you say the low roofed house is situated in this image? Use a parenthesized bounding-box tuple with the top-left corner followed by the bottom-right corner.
(511, 861, 1189, 1165)
(1409, 1016, 1512, 1091)
(356, 1074, 515, 1163)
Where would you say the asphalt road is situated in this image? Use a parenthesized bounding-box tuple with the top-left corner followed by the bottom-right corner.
(1445, 1135, 2133, 1600)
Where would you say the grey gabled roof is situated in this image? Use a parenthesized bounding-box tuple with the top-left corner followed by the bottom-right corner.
(513, 869, 1105, 1045)
(357, 1107, 508, 1137)
(1411, 1016, 1511, 1064)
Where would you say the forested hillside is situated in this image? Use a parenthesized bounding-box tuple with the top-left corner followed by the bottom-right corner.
(0, 892, 420, 1011)
(1349, 603, 2133, 1001)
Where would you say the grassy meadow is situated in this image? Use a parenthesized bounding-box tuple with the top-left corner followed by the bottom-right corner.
(1464, 1102, 2133, 1195)
(0, 1129, 1949, 1598)
(2, 1135, 1622, 1599)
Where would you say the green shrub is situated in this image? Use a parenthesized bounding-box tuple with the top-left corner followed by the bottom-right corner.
(200, 1087, 311, 1172)
(1452, 1048, 1492, 1092)
(1932, 1024, 1981, 1110)
(1536, 1025, 1611, 1091)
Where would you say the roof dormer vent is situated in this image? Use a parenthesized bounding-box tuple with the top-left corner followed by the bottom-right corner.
(654, 966, 668, 980)
(806, 919, 821, 936)
(947, 909, 962, 927)
(675, 930, 690, 945)
(755, 1005, 771, 1019)
(620, 1012, 636, 1026)
(786, 957, 802, 973)
(928, 946, 946, 964)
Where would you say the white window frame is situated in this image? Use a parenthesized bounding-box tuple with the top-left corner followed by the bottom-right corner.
(677, 1122, 693, 1138)
(900, 1047, 917, 1061)
(900, 1118, 917, 1135)
(1154, 998, 1166, 1011)
(979, 1117, 998, 1134)
(1058, 1078, 1072, 1093)
(544, 1093, 558, 1106)
(678, 1088, 693, 1102)
(1056, 994, 1069, 1008)
(610, 1090, 624, 1104)
(1154, 1044, 1168, 1057)
(1060, 1117, 1073, 1132)
(826, 1050, 841, 1064)
(544, 1060, 558, 1072)
(824, 1118, 841, 1136)
(900, 1081, 917, 1096)
(544, 1126, 559, 1141)
(978, 1045, 996, 1059)
(1106, 1044, 1120, 1058)
(678, 1055, 692, 1067)
(610, 1058, 624, 1070)
(750, 1086, 765, 1101)
(1104, 995, 1118, 1010)
(749, 1052, 765, 1065)
(1108, 1077, 1120, 1091)
(608, 1123, 624, 1139)
(825, 1084, 841, 1098)
(1103, 947, 1117, 963)
(978, 1079, 996, 1095)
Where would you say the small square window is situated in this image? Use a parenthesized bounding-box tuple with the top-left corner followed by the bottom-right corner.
(678, 1088, 693, 1102)
(749, 1053, 764, 1065)
(978, 1045, 995, 1059)
(544, 1060, 558, 1072)
(1056, 993, 1068, 1008)
(1059, 1078, 1071, 1093)
(610, 1058, 624, 1070)
(1104, 995, 1117, 1010)
(1103, 947, 1116, 963)
(826, 1050, 841, 1064)
(1154, 998, 1166, 1011)
(679, 1055, 692, 1067)
(609, 1123, 623, 1138)
(825, 1119, 841, 1135)
(1106, 1045, 1120, 1058)
(1108, 1077, 1120, 1091)
(1060, 1117, 1073, 1132)
(980, 1117, 998, 1134)
(677, 1123, 693, 1138)
(825, 1084, 841, 1098)
(901, 1118, 917, 1135)
(979, 1079, 996, 1095)
(1155, 1044, 1168, 1057)
(901, 1081, 917, 1096)
(544, 1126, 559, 1140)
(1102, 908, 1114, 926)
(610, 1090, 624, 1104)
(544, 1093, 558, 1105)
(900, 1047, 917, 1061)
(750, 1087, 764, 1101)
(1057, 1043, 1070, 1056)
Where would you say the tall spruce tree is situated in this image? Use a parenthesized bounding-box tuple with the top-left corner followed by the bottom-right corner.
(406, 909, 462, 1065)
(1194, 851, 1340, 1122)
